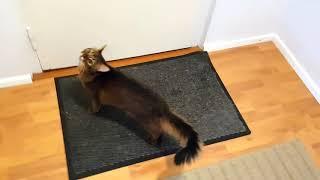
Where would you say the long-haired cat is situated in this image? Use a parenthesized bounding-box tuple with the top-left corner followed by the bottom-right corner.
(78, 45, 201, 165)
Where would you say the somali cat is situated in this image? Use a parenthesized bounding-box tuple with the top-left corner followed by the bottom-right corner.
(78, 45, 200, 165)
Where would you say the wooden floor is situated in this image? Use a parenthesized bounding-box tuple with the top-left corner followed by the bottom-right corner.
(0, 42, 319, 180)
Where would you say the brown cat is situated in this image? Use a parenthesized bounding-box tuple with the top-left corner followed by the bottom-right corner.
(78, 45, 201, 165)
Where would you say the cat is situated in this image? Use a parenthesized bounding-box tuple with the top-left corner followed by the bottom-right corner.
(78, 45, 201, 165)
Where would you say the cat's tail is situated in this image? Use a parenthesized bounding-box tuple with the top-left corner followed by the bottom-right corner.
(161, 112, 201, 165)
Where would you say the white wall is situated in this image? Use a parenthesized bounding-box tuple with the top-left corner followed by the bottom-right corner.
(0, 0, 41, 79)
(205, 0, 286, 45)
(278, 1, 320, 90)
(204, 0, 320, 102)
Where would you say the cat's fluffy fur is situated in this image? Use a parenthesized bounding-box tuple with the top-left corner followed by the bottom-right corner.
(78, 46, 201, 165)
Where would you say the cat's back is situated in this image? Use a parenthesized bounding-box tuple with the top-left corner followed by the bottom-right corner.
(96, 70, 169, 112)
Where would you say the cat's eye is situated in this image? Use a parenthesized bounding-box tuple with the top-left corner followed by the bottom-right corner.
(87, 59, 94, 66)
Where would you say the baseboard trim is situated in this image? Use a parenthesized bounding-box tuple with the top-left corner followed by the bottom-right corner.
(204, 33, 320, 103)
(204, 34, 275, 52)
(0, 74, 32, 88)
(272, 34, 320, 103)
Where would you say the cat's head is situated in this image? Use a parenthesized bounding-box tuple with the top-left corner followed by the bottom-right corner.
(79, 45, 111, 73)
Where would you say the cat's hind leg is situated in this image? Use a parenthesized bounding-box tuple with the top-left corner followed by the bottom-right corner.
(144, 123, 163, 146)
(88, 97, 101, 113)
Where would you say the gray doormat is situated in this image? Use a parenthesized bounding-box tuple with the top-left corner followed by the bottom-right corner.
(55, 51, 250, 179)
(167, 140, 320, 180)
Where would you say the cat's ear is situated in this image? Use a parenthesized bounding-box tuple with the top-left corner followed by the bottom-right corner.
(96, 63, 110, 72)
(98, 44, 107, 53)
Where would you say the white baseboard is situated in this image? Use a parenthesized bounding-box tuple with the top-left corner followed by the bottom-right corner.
(272, 34, 320, 103)
(204, 34, 275, 51)
(0, 74, 32, 88)
(204, 33, 320, 103)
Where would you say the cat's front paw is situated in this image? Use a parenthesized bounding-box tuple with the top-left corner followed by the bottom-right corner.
(88, 106, 100, 114)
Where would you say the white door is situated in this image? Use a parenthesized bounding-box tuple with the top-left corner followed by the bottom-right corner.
(21, 0, 214, 70)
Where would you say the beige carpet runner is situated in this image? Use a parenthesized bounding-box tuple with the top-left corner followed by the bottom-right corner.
(167, 140, 320, 180)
